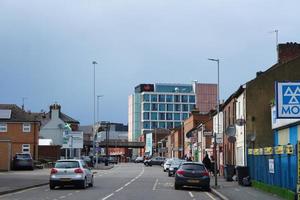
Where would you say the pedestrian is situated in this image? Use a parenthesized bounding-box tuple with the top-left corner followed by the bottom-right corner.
(202, 153, 211, 173)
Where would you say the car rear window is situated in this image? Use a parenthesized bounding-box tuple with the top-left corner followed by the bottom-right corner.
(16, 154, 31, 159)
(181, 164, 206, 171)
(55, 161, 80, 168)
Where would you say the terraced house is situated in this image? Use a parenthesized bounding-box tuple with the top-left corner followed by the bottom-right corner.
(0, 104, 40, 171)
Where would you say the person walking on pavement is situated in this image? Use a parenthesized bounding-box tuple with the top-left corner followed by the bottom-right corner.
(202, 153, 212, 173)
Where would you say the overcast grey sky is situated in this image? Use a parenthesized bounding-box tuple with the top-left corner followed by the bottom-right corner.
(0, 0, 299, 125)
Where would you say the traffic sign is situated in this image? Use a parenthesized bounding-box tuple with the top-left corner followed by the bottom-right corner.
(276, 82, 300, 118)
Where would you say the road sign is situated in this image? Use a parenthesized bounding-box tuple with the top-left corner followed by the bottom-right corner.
(203, 131, 213, 137)
(276, 82, 300, 118)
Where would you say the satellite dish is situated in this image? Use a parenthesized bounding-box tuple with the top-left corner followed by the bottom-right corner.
(225, 125, 236, 137)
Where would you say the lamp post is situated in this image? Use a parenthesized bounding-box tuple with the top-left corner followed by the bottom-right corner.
(92, 61, 97, 161)
(97, 95, 104, 122)
(208, 58, 220, 187)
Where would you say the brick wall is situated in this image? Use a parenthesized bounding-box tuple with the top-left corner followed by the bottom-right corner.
(278, 42, 300, 63)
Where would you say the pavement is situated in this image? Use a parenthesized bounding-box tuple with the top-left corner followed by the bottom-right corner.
(0, 163, 288, 200)
(210, 176, 284, 200)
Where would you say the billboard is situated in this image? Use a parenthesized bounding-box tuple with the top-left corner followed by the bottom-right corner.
(62, 131, 83, 149)
(145, 133, 152, 156)
(276, 82, 300, 118)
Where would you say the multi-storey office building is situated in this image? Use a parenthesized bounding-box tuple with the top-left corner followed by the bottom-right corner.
(128, 82, 217, 142)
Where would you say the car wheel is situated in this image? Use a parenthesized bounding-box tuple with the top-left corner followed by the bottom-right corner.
(163, 169, 166, 172)
(174, 183, 181, 190)
(89, 176, 94, 187)
(168, 172, 171, 177)
(203, 185, 210, 191)
(80, 178, 87, 189)
(49, 182, 55, 190)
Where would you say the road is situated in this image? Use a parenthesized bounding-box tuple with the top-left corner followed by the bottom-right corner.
(0, 163, 220, 200)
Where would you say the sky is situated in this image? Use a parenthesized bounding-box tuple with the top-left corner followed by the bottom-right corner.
(1, 0, 300, 125)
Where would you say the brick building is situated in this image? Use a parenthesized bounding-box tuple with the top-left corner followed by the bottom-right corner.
(0, 104, 40, 171)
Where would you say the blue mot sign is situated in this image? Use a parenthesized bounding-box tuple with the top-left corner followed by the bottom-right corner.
(276, 82, 300, 118)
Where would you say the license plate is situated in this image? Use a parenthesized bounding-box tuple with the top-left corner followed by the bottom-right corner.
(187, 180, 199, 183)
(60, 178, 71, 182)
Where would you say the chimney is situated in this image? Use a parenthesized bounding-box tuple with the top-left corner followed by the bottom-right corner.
(49, 103, 61, 119)
(278, 42, 300, 63)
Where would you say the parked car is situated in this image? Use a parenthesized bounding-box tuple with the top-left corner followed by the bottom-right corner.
(108, 157, 118, 164)
(168, 159, 185, 176)
(174, 162, 210, 191)
(144, 157, 166, 166)
(163, 158, 173, 172)
(49, 159, 94, 189)
(135, 156, 144, 163)
(12, 153, 34, 170)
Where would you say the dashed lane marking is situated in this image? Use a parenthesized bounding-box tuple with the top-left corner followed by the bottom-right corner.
(59, 196, 66, 199)
(115, 187, 123, 192)
(152, 178, 158, 191)
(189, 192, 194, 198)
(101, 193, 114, 200)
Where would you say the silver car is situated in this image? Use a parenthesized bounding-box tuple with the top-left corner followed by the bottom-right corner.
(49, 159, 94, 189)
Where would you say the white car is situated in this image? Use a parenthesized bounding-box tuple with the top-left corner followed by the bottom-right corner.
(49, 159, 94, 189)
(163, 158, 174, 172)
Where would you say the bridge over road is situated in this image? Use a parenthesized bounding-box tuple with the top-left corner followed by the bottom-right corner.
(87, 141, 145, 148)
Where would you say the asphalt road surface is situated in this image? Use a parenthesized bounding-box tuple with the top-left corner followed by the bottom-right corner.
(0, 163, 220, 200)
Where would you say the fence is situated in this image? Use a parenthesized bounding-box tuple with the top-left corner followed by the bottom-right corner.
(247, 146, 297, 192)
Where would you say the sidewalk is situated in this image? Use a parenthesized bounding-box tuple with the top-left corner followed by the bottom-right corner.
(210, 176, 284, 200)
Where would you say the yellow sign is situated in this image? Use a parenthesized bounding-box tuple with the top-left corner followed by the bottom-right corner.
(264, 147, 273, 155)
(275, 146, 284, 154)
(248, 149, 253, 155)
(286, 145, 294, 154)
(254, 149, 260, 155)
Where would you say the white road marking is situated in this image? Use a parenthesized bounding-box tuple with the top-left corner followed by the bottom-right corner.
(115, 187, 124, 192)
(205, 192, 217, 200)
(102, 193, 114, 200)
(152, 178, 158, 191)
(59, 196, 66, 199)
(75, 190, 80, 193)
(124, 182, 130, 186)
(67, 193, 72, 196)
(189, 192, 194, 198)
(234, 188, 240, 192)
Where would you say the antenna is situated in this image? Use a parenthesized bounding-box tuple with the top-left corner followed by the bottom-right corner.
(22, 97, 27, 110)
(269, 29, 279, 62)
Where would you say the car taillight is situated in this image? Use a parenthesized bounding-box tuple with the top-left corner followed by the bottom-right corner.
(74, 168, 84, 173)
(176, 170, 185, 176)
(201, 171, 209, 176)
(50, 168, 58, 174)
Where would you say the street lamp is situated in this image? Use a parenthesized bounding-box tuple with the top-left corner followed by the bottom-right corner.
(92, 61, 97, 159)
(208, 58, 220, 187)
(97, 95, 104, 122)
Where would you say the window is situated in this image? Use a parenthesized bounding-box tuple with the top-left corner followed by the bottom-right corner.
(174, 95, 180, 102)
(151, 94, 158, 102)
(174, 122, 181, 128)
(159, 122, 166, 128)
(174, 113, 181, 120)
(143, 103, 150, 111)
(158, 95, 165, 102)
(143, 112, 150, 120)
(175, 104, 181, 111)
(166, 95, 173, 102)
(189, 104, 196, 111)
(182, 113, 188, 120)
(23, 123, 31, 132)
(182, 104, 189, 112)
(151, 112, 158, 120)
(166, 113, 173, 120)
(143, 94, 150, 102)
(151, 122, 158, 129)
(189, 95, 195, 103)
(181, 95, 188, 102)
(143, 121, 150, 129)
(159, 104, 166, 111)
(22, 144, 30, 153)
(159, 112, 165, 120)
(0, 123, 7, 132)
(151, 103, 158, 111)
(167, 104, 173, 111)
(167, 122, 173, 129)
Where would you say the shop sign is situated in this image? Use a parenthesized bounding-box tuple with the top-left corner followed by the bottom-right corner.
(275, 146, 284, 154)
